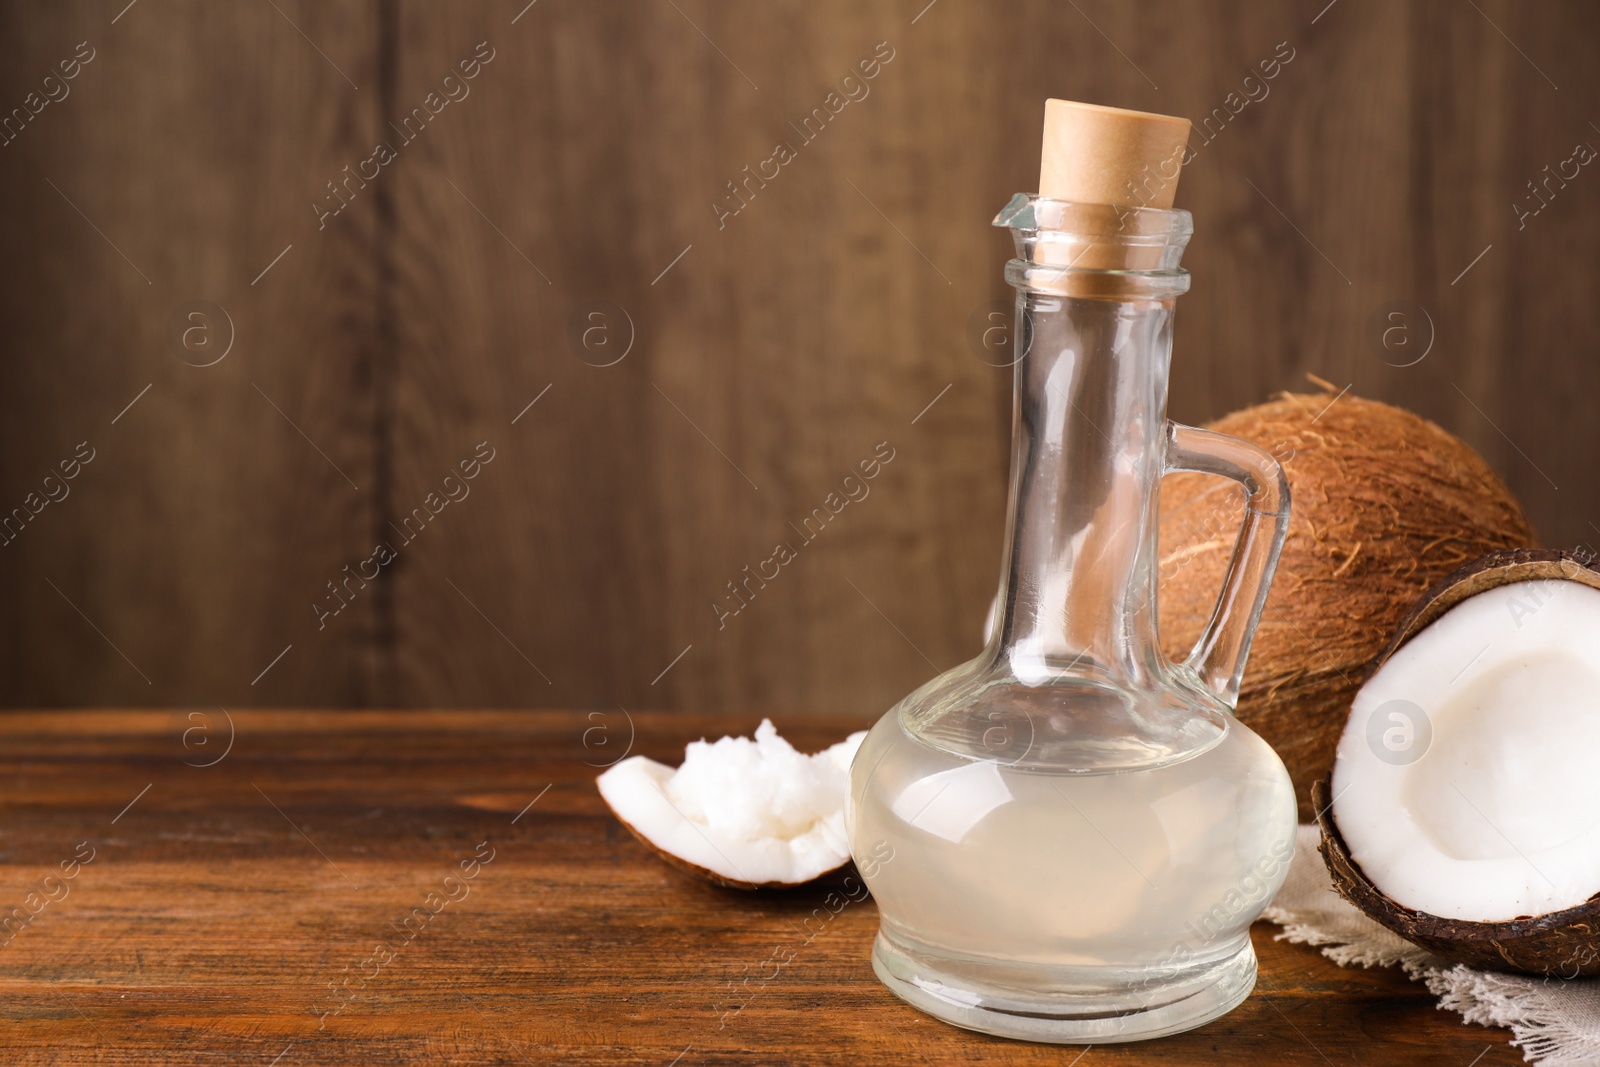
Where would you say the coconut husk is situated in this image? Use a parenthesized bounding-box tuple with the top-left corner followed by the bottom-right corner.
(1158, 391, 1535, 821)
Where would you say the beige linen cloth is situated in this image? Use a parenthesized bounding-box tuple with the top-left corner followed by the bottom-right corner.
(1265, 825, 1600, 1065)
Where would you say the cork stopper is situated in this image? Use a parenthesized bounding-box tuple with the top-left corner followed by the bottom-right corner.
(1019, 99, 1194, 289)
(1039, 99, 1191, 210)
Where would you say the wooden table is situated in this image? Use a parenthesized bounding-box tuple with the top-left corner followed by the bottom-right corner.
(0, 710, 1521, 1065)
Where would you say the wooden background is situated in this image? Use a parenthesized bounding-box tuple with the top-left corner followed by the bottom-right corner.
(0, 0, 1596, 714)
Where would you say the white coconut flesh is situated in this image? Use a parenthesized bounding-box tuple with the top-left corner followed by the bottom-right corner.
(1332, 579, 1600, 921)
(597, 720, 867, 886)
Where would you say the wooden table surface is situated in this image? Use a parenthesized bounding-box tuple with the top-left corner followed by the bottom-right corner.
(0, 710, 1522, 1065)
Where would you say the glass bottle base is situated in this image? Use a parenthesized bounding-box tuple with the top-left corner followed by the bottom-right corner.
(870, 928, 1258, 1044)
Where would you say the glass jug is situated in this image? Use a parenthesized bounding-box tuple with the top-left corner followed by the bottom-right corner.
(847, 194, 1297, 1043)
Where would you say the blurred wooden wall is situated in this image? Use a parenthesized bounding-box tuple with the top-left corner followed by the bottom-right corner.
(1, 0, 1596, 713)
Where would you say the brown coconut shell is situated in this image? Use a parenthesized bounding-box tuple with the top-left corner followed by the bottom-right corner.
(1313, 548, 1600, 976)
(1158, 390, 1535, 821)
(1376, 546, 1600, 651)
(607, 806, 850, 892)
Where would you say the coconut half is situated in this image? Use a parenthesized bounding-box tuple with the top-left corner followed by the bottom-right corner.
(597, 720, 866, 890)
(1321, 548, 1600, 975)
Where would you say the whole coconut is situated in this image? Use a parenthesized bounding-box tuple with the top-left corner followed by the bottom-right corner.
(1157, 390, 1535, 820)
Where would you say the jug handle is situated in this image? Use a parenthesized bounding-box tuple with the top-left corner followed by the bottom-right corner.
(1161, 422, 1291, 708)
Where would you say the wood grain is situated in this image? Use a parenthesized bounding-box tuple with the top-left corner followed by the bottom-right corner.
(0, 709, 1526, 1065)
(382, 1, 1011, 715)
(0, 2, 386, 704)
(0, 1, 1598, 712)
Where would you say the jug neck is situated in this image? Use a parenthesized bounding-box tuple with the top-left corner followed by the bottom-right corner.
(988, 195, 1192, 685)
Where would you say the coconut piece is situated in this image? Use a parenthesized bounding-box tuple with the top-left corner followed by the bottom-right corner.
(1158, 389, 1535, 820)
(1317, 779, 1600, 977)
(597, 720, 866, 890)
(1316, 549, 1600, 976)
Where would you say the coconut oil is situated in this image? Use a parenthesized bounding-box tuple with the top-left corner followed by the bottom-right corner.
(849, 702, 1295, 1041)
(848, 106, 1299, 1043)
